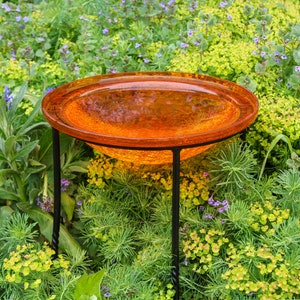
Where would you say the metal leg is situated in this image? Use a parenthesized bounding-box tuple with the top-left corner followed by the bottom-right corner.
(52, 128, 61, 258)
(172, 148, 181, 300)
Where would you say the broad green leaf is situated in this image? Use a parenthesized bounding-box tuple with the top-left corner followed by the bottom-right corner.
(18, 203, 82, 256)
(11, 140, 39, 161)
(35, 49, 45, 58)
(61, 192, 75, 222)
(293, 48, 300, 64)
(0, 188, 20, 201)
(291, 24, 300, 39)
(4, 135, 17, 157)
(74, 269, 105, 300)
(0, 206, 14, 227)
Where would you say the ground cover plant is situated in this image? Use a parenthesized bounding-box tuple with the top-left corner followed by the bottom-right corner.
(0, 0, 299, 299)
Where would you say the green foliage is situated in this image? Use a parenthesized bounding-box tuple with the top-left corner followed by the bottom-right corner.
(0, 0, 300, 298)
(274, 168, 300, 215)
(182, 228, 229, 274)
(74, 269, 105, 300)
(0, 83, 48, 203)
(247, 92, 299, 169)
(18, 203, 83, 258)
(209, 139, 257, 197)
(0, 211, 82, 300)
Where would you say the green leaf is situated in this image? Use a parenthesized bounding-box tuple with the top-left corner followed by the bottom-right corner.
(61, 192, 75, 222)
(4, 135, 17, 156)
(17, 203, 82, 256)
(293, 48, 300, 64)
(11, 140, 39, 161)
(17, 121, 48, 136)
(255, 62, 266, 75)
(16, 96, 46, 136)
(35, 49, 45, 58)
(65, 161, 88, 173)
(0, 169, 19, 186)
(0, 188, 20, 201)
(74, 269, 105, 300)
(8, 83, 27, 115)
(0, 206, 14, 227)
(259, 133, 293, 180)
(291, 24, 300, 40)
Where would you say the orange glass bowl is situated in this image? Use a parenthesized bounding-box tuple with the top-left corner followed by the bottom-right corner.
(42, 72, 259, 165)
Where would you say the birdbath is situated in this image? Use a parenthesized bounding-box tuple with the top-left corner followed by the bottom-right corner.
(42, 71, 259, 300)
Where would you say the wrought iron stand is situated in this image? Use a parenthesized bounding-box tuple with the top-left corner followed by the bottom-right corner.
(51, 129, 182, 300)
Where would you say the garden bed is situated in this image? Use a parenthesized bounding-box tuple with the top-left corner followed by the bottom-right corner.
(0, 0, 299, 299)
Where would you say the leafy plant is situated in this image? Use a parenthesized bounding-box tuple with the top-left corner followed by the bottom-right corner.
(74, 269, 105, 300)
(0, 83, 48, 203)
(209, 139, 257, 197)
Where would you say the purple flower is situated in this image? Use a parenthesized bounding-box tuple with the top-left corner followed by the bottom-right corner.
(222, 200, 228, 206)
(143, 58, 149, 63)
(295, 66, 300, 72)
(208, 196, 214, 205)
(180, 42, 188, 49)
(104, 292, 112, 297)
(213, 201, 221, 207)
(37, 196, 53, 212)
(61, 178, 70, 192)
(16, 15, 22, 22)
(109, 68, 117, 73)
(261, 51, 266, 58)
(101, 45, 108, 50)
(4, 86, 13, 109)
(253, 37, 260, 44)
(189, 2, 198, 11)
(102, 28, 109, 35)
(1, 4, 11, 12)
(199, 206, 205, 211)
(188, 29, 193, 36)
(77, 201, 83, 206)
(16, 6, 21, 12)
(218, 207, 225, 213)
(23, 16, 29, 22)
(281, 54, 287, 60)
(220, 1, 228, 8)
(45, 87, 55, 95)
(135, 43, 141, 48)
(227, 14, 232, 20)
(204, 213, 214, 219)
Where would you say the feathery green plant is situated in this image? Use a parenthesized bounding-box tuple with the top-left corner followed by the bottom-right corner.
(209, 139, 257, 197)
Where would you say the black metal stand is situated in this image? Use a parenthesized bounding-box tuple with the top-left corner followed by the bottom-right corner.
(52, 128, 61, 259)
(51, 128, 182, 299)
(172, 148, 181, 300)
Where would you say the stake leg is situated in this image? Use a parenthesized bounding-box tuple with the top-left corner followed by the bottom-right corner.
(52, 128, 61, 258)
(172, 148, 181, 300)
